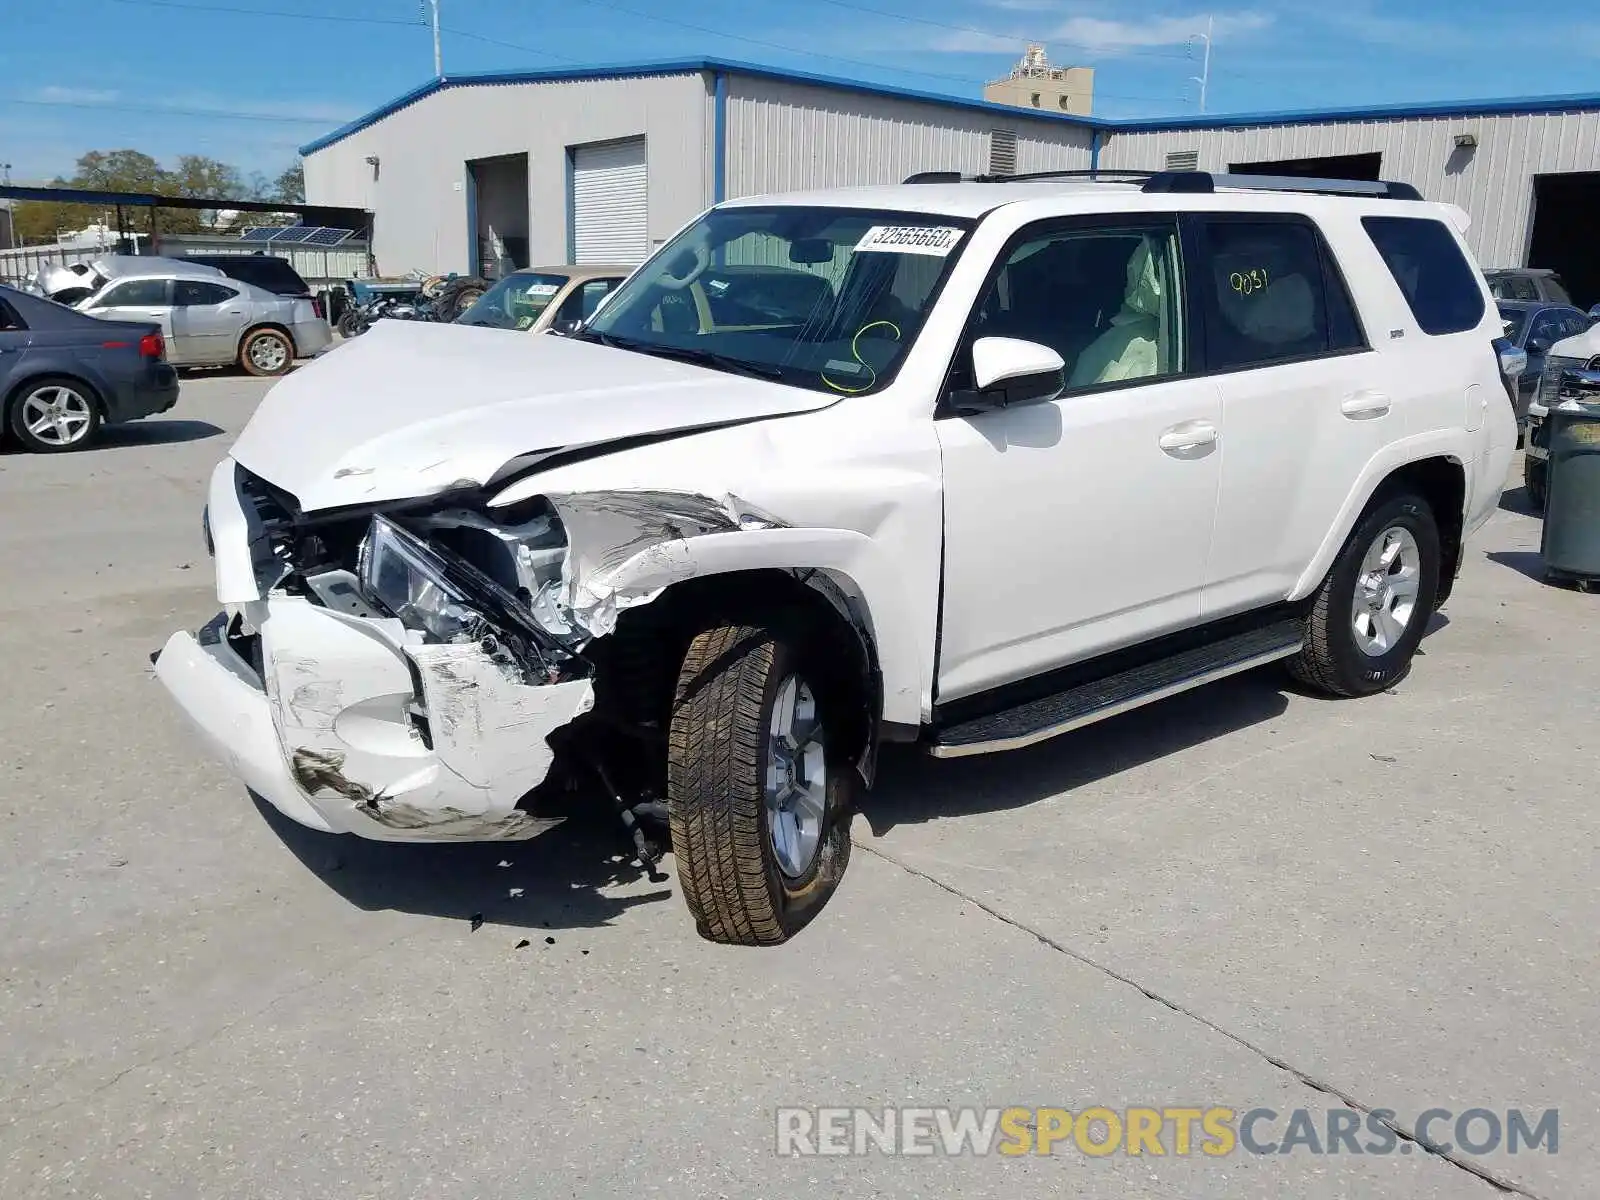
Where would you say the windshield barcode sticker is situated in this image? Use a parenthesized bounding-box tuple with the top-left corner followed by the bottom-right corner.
(854, 225, 965, 256)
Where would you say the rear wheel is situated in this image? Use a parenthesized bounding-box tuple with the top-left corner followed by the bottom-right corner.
(1524, 455, 1547, 511)
(239, 327, 294, 377)
(1289, 491, 1441, 697)
(668, 622, 853, 946)
(8, 378, 102, 453)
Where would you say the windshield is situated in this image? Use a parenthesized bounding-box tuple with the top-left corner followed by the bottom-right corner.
(1497, 305, 1528, 341)
(457, 273, 570, 329)
(580, 206, 974, 394)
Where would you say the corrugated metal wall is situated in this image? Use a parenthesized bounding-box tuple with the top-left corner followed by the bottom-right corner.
(303, 73, 709, 276)
(1100, 110, 1600, 267)
(723, 77, 1094, 198)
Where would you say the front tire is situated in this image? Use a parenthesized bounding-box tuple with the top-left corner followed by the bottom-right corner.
(1289, 491, 1441, 697)
(1524, 455, 1547, 512)
(8, 377, 102, 452)
(239, 328, 294, 377)
(668, 622, 853, 946)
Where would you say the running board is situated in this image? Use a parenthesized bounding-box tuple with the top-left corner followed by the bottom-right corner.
(929, 620, 1303, 758)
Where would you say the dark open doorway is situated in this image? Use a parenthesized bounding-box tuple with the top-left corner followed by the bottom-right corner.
(1528, 172, 1600, 309)
(466, 153, 530, 280)
(1228, 152, 1384, 181)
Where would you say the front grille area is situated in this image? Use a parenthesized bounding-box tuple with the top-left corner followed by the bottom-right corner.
(236, 466, 300, 533)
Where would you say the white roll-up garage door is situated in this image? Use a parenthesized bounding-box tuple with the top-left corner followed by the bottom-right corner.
(571, 139, 648, 265)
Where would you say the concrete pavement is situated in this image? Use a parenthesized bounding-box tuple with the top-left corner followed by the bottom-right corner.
(1, 374, 1592, 1198)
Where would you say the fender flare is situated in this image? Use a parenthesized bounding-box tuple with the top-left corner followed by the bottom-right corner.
(1290, 431, 1472, 600)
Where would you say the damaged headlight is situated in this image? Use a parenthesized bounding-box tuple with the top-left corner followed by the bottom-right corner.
(359, 516, 491, 644)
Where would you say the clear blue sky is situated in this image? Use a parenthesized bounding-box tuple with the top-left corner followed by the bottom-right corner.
(2, 0, 1598, 183)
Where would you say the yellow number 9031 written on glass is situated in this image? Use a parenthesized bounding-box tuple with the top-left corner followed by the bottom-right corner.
(1230, 268, 1269, 295)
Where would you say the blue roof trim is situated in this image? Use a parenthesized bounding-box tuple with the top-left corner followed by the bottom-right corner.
(298, 55, 1600, 156)
(298, 55, 1100, 155)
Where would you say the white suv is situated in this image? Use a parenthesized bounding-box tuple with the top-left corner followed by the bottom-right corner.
(155, 170, 1519, 945)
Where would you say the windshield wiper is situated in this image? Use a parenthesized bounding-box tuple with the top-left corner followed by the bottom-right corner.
(579, 330, 785, 382)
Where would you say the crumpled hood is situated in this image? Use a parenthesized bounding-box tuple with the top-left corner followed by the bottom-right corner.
(228, 320, 835, 512)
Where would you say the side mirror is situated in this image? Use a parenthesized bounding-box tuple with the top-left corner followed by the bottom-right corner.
(1494, 338, 1528, 380)
(551, 318, 581, 335)
(1527, 337, 1551, 355)
(967, 337, 1066, 409)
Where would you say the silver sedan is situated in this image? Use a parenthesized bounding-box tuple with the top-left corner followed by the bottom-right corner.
(78, 270, 332, 376)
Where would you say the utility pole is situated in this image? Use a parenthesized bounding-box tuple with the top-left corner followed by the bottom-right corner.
(429, 0, 442, 77)
(1190, 15, 1214, 113)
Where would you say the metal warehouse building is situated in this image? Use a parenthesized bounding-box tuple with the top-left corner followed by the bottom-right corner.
(301, 58, 1600, 304)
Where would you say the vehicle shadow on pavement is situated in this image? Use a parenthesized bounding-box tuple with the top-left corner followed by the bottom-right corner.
(252, 793, 674, 932)
(91, 420, 226, 449)
(860, 671, 1295, 836)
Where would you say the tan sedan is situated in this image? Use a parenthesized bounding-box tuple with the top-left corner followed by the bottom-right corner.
(453, 264, 632, 334)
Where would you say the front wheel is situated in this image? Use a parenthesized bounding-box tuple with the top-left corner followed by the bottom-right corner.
(668, 622, 853, 946)
(1289, 491, 1441, 697)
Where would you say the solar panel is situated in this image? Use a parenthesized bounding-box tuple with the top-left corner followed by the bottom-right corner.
(302, 227, 354, 247)
(268, 226, 316, 244)
(238, 227, 278, 242)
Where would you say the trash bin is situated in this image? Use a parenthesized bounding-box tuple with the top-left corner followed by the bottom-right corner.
(1540, 398, 1600, 588)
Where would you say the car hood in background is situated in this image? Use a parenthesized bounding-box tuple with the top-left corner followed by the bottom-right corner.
(227, 321, 836, 512)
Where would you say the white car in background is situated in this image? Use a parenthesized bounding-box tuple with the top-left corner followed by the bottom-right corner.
(78, 267, 331, 376)
(155, 169, 1518, 946)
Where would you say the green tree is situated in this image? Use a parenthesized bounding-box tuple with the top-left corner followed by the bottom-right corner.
(273, 160, 305, 204)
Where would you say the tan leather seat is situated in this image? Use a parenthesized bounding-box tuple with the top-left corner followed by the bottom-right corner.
(1068, 240, 1166, 388)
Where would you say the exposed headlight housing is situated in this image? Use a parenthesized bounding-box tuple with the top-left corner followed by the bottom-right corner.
(358, 515, 491, 644)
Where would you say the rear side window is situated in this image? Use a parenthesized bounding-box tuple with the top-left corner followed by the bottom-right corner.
(0, 299, 25, 331)
(1198, 219, 1364, 371)
(1362, 216, 1486, 335)
(174, 280, 238, 306)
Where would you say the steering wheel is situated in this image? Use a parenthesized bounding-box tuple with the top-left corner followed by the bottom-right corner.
(658, 240, 710, 291)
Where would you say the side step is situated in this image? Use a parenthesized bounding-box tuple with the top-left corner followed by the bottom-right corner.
(930, 619, 1303, 758)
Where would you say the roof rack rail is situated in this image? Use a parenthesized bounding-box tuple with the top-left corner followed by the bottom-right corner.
(1141, 170, 1423, 201)
(902, 168, 1159, 185)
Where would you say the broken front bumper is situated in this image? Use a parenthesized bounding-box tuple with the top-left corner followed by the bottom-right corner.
(154, 600, 594, 842)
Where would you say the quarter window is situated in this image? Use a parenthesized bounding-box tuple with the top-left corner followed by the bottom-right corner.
(1362, 216, 1487, 336)
(1199, 219, 1359, 370)
(98, 278, 168, 307)
(966, 223, 1186, 392)
(173, 280, 238, 306)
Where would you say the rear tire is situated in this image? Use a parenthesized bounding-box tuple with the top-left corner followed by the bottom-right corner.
(1288, 491, 1441, 698)
(239, 328, 294, 377)
(7, 377, 102, 453)
(668, 622, 853, 946)
(1524, 456, 1547, 512)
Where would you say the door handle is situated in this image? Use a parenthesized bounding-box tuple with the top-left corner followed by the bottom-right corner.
(1159, 421, 1219, 456)
(1341, 390, 1392, 419)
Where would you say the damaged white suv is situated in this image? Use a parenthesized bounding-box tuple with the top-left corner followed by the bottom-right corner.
(156, 170, 1519, 945)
